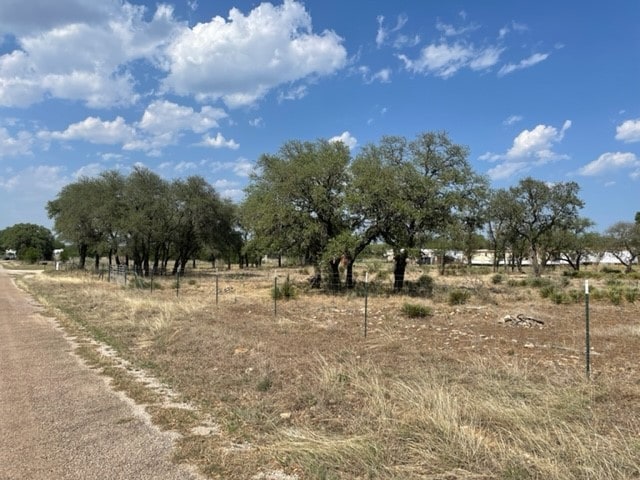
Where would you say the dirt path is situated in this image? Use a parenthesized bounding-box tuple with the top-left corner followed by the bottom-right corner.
(0, 268, 203, 480)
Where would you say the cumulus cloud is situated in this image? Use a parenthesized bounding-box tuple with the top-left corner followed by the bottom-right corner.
(0, 128, 34, 157)
(138, 100, 227, 136)
(329, 131, 358, 150)
(615, 119, 640, 143)
(40, 116, 135, 145)
(481, 120, 571, 180)
(35, 98, 235, 156)
(0, 2, 183, 108)
(198, 133, 239, 150)
(162, 0, 347, 107)
(578, 152, 640, 176)
(498, 52, 549, 76)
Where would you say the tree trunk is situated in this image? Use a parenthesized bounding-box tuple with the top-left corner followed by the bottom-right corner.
(94, 253, 100, 271)
(393, 250, 408, 291)
(328, 257, 341, 291)
(345, 258, 355, 289)
(78, 243, 88, 269)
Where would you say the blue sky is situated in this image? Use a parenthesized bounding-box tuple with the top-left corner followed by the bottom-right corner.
(1, 0, 639, 232)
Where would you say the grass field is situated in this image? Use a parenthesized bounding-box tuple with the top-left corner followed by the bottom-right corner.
(15, 262, 640, 479)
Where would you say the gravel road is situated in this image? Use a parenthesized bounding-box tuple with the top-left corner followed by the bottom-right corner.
(0, 267, 203, 480)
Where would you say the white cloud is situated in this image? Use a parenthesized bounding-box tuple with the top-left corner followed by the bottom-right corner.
(481, 120, 571, 180)
(498, 52, 549, 76)
(72, 163, 103, 179)
(486, 161, 529, 180)
(199, 133, 239, 150)
(398, 41, 502, 78)
(329, 131, 358, 150)
(0, 2, 183, 108)
(233, 158, 254, 177)
(40, 116, 135, 145)
(358, 66, 392, 84)
(138, 100, 227, 136)
(503, 115, 523, 126)
(162, 0, 347, 108)
(278, 85, 308, 102)
(578, 152, 640, 176)
(505, 120, 571, 160)
(0, 128, 33, 157)
(0, 165, 67, 192)
(615, 119, 640, 143)
(249, 117, 264, 128)
(435, 21, 479, 37)
(376, 14, 409, 48)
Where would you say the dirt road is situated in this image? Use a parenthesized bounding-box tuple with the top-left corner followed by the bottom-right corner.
(0, 268, 202, 480)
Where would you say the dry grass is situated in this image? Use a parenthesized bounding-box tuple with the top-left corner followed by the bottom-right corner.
(17, 265, 640, 479)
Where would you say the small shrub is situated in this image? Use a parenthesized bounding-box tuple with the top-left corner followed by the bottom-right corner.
(602, 266, 622, 275)
(539, 285, 556, 299)
(608, 288, 623, 305)
(448, 289, 470, 305)
(528, 277, 552, 288)
(625, 288, 638, 303)
(406, 274, 435, 297)
(256, 376, 273, 392)
(568, 289, 584, 303)
(550, 291, 567, 304)
(401, 302, 433, 318)
(188, 279, 197, 286)
(491, 274, 503, 285)
(272, 274, 296, 300)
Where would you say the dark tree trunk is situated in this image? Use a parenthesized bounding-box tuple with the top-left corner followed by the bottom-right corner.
(328, 257, 341, 291)
(94, 253, 100, 271)
(393, 250, 408, 291)
(345, 259, 356, 289)
(78, 243, 88, 269)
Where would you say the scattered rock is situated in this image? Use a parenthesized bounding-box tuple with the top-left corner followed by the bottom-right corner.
(501, 314, 544, 327)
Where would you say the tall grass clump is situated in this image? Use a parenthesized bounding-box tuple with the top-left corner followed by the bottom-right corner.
(448, 288, 470, 305)
(272, 274, 296, 300)
(401, 302, 433, 318)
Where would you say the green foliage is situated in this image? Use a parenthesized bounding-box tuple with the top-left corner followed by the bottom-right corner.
(0, 223, 55, 261)
(21, 246, 41, 264)
(491, 273, 504, 284)
(608, 288, 623, 305)
(272, 275, 296, 300)
(624, 288, 638, 303)
(448, 288, 470, 305)
(401, 302, 433, 318)
(405, 274, 435, 297)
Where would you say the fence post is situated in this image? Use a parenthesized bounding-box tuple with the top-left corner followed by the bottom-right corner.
(585, 280, 590, 379)
(215, 272, 219, 306)
(364, 272, 369, 338)
(274, 276, 278, 317)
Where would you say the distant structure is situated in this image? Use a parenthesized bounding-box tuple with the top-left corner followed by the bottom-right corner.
(3, 249, 17, 260)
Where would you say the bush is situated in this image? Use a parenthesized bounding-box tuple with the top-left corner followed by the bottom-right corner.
(608, 288, 623, 305)
(406, 274, 435, 297)
(625, 288, 638, 303)
(539, 285, 556, 299)
(491, 274, 503, 285)
(401, 302, 433, 318)
(448, 289, 470, 305)
(272, 274, 296, 300)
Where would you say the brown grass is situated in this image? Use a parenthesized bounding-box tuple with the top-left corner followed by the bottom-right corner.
(17, 264, 640, 479)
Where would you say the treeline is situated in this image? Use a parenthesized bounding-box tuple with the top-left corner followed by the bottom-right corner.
(46, 167, 239, 275)
(41, 131, 640, 288)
